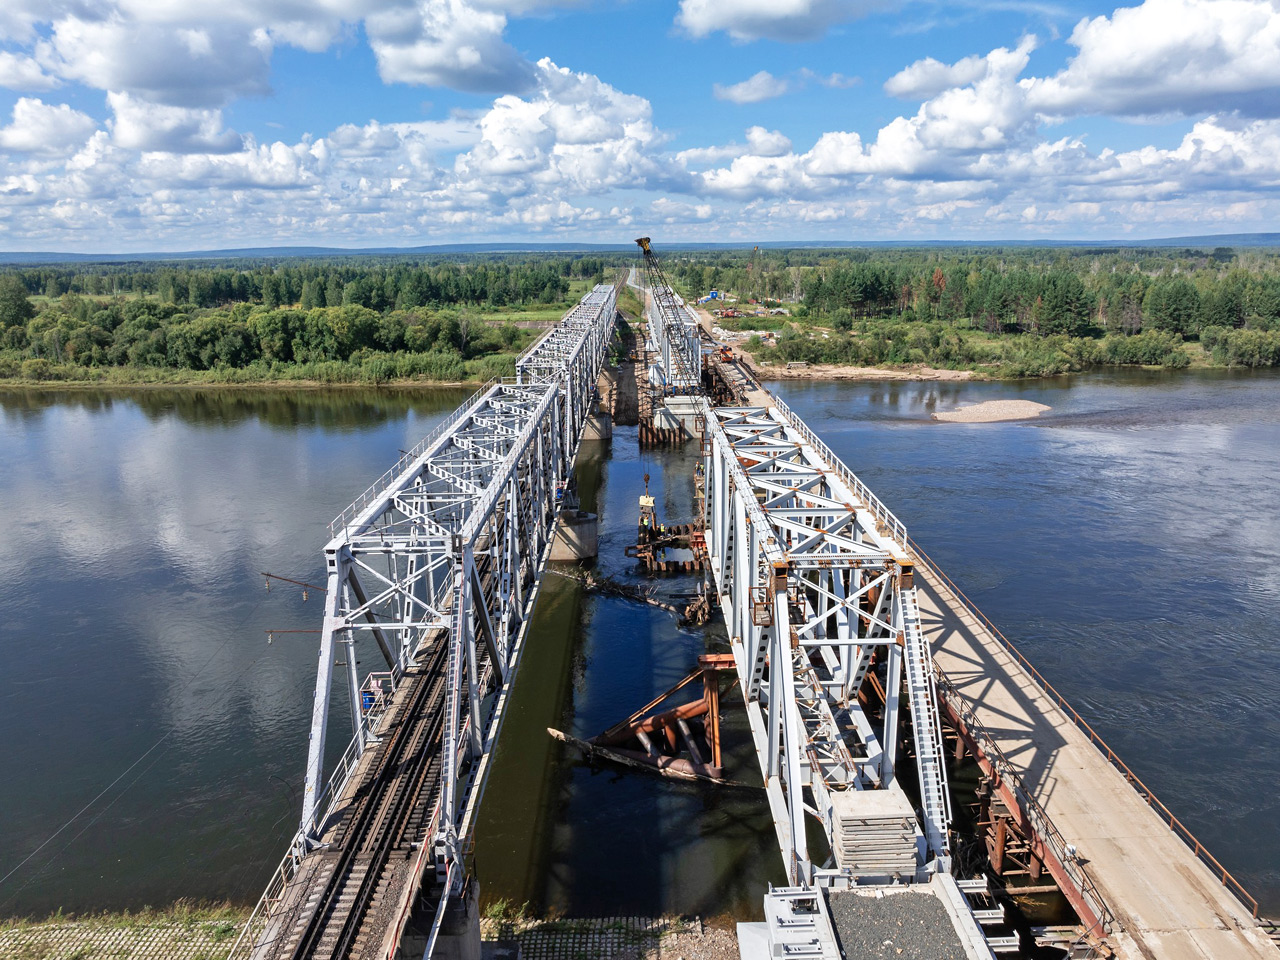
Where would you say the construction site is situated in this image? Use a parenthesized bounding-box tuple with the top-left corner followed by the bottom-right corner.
(227, 239, 1280, 960)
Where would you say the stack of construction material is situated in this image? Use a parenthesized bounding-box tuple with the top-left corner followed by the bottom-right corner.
(830, 789, 922, 878)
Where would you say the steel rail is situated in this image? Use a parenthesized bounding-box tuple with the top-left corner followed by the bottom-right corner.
(288, 637, 449, 960)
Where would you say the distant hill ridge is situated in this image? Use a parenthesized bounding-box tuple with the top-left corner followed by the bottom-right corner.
(2, 234, 1279, 264)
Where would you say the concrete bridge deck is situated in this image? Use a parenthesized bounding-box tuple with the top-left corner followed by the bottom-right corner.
(913, 550, 1278, 960)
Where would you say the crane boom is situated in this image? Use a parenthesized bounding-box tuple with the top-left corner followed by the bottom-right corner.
(634, 237, 701, 392)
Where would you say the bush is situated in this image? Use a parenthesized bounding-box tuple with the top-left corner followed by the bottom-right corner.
(21, 358, 56, 380)
(1091, 330, 1190, 368)
(466, 353, 517, 381)
(1211, 329, 1280, 367)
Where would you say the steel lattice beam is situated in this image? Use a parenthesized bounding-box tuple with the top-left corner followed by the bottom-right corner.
(634, 240, 701, 393)
(700, 396, 952, 886)
(289, 284, 615, 878)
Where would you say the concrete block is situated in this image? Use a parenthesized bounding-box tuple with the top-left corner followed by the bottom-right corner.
(550, 510, 598, 560)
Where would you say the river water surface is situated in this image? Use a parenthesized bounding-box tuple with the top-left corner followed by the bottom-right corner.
(0, 371, 1276, 920)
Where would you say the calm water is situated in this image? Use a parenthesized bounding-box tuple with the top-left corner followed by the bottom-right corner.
(0, 388, 472, 917)
(0, 370, 1277, 920)
(775, 370, 1280, 916)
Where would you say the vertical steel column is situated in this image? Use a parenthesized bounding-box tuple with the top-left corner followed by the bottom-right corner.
(301, 563, 345, 838)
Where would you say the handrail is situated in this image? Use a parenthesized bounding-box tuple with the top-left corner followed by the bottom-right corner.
(333, 287, 620, 539)
(933, 666, 1116, 936)
(909, 537, 1262, 919)
(767, 391, 908, 546)
(328, 379, 499, 537)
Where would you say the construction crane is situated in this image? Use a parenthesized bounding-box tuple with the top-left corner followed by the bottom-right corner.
(634, 237, 701, 393)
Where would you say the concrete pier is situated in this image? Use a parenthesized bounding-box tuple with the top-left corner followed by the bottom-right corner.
(550, 509, 599, 561)
(582, 410, 612, 442)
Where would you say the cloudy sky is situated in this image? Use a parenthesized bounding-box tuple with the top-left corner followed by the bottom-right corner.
(0, 0, 1277, 250)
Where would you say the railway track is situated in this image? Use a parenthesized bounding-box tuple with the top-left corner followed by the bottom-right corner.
(266, 636, 450, 960)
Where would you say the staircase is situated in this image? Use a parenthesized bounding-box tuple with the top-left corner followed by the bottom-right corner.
(898, 585, 952, 861)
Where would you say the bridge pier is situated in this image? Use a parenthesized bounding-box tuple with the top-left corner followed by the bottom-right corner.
(432, 879, 481, 960)
(653, 396, 703, 438)
(581, 409, 612, 442)
(550, 509, 598, 561)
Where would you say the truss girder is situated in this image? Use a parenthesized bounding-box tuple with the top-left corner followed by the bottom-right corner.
(700, 399, 951, 884)
(295, 285, 617, 887)
(636, 260, 701, 392)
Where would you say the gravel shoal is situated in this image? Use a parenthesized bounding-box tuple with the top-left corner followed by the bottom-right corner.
(932, 399, 1050, 422)
(828, 890, 972, 960)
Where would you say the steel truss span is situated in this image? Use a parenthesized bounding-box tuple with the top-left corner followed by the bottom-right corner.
(231, 284, 617, 960)
(700, 397, 952, 887)
(634, 239, 701, 393)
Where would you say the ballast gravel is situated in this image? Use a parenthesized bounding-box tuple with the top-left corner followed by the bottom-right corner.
(827, 889, 972, 960)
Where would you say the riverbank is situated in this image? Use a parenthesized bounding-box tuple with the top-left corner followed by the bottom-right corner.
(753, 360, 975, 382)
(0, 903, 246, 960)
(0, 376, 487, 391)
(0, 908, 737, 960)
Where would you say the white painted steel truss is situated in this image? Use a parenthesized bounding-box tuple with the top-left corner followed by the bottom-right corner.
(297, 283, 615, 867)
(700, 397, 952, 886)
(637, 261, 701, 393)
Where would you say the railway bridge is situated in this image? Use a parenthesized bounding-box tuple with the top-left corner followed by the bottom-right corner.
(232, 252, 1278, 960)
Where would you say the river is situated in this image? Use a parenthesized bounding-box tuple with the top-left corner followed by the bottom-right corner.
(0, 370, 1276, 921)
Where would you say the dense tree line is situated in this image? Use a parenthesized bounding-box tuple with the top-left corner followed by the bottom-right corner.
(0, 256, 615, 383)
(4, 256, 613, 309)
(4, 245, 1280, 382)
(669, 245, 1280, 371)
(687, 249, 1280, 338)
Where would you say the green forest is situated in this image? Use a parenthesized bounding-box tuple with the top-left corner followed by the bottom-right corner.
(1, 245, 1279, 384)
(0, 257, 610, 384)
(666, 245, 1280, 376)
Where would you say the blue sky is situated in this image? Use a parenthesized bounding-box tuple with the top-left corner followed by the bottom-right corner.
(0, 0, 1277, 250)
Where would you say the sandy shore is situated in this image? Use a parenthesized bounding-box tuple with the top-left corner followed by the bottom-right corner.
(760, 363, 973, 382)
(932, 399, 1050, 422)
(731, 351, 972, 383)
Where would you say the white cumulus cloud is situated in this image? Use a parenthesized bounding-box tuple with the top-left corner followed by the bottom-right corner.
(884, 53, 992, 99)
(678, 0, 889, 41)
(746, 126, 793, 156)
(714, 71, 790, 103)
(455, 59, 665, 193)
(1026, 0, 1280, 119)
(108, 93, 244, 154)
(0, 51, 60, 91)
(5, 0, 1280, 246)
(365, 0, 536, 93)
(0, 97, 98, 156)
(39, 14, 274, 106)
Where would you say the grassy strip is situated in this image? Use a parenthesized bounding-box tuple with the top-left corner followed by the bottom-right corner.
(0, 899, 249, 933)
(616, 286, 644, 320)
(0, 351, 522, 387)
